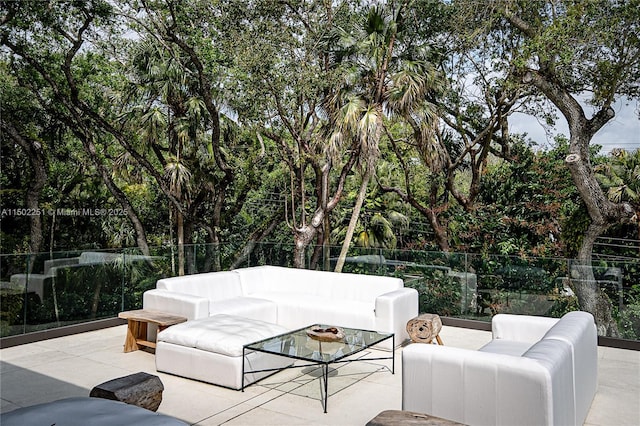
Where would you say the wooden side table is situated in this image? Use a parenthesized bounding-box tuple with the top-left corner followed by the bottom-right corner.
(406, 313, 443, 345)
(118, 309, 187, 353)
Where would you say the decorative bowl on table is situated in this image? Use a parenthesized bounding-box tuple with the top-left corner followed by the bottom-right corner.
(306, 326, 345, 342)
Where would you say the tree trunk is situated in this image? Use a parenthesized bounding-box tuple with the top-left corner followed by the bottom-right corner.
(429, 211, 450, 252)
(517, 68, 625, 337)
(198, 223, 222, 272)
(230, 212, 282, 270)
(90, 278, 102, 320)
(1, 121, 48, 259)
(428, 180, 450, 252)
(210, 227, 222, 272)
(177, 210, 184, 276)
(82, 134, 151, 256)
(573, 223, 602, 314)
(293, 225, 316, 269)
(309, 234, 324, 271)
(565, 144, 620, 336)
(323, 212, 331, 271)
(335, 169, 372, 273)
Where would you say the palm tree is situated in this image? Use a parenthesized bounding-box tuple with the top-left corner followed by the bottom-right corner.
(165, 157, 192, 276)
(354, 212, 410, 249)
(596, 149, 640, 244)
(328, 5, 399, 273)
(119, 37, 208, 275)
(329, 4, 439, 271)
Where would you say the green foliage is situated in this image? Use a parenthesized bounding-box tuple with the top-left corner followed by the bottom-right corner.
(355, 213, 397, 249)
(1, 0, 637, 277)
(1, 0, 639, 344)
(0, 289, 27, 336)
(405, 272, 462, 317)
(468, 138, 584, 257)
(496, 264, 554, 293)
(617, 284, 640, 340)
(545, 294, 580, 319)
(596, 148, 640, 210)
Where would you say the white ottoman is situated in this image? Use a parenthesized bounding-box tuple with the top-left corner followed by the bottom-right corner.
(156, 314, 291, 389)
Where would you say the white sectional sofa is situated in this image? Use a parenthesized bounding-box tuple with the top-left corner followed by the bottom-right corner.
(402, 311, 597, 426)
(143, 266, 417, 389)
(143, 265, 419, 350)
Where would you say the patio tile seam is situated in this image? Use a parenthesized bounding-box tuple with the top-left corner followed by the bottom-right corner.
(191, 385, 291, 425)
(206, 361, 360, 424)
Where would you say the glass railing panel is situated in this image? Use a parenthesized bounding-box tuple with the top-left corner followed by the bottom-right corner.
(614, 258, 640, 340)
(1, 244, 638, 343)
(466, 254, 574, 320)
(245, 242, 296, 269)
(0, 248, 178, 337)
(327, 248, 477, 317)
(1, 249, 121, 336)
(1, 253, 30, 337)
(563, 257, 640, 340)
(119, 248, 173, 312)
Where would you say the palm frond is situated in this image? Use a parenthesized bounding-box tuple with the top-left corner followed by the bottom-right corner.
(139, 107, 167, 146)
(358, 106, 381, 166)
(387, 210, 410, 228)
(164, 158, 192, 198)
(607, 186, 625, 203)
(599, 149, 640, 205)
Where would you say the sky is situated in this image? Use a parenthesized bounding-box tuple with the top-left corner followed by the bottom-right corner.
(510, 98, 640, 155)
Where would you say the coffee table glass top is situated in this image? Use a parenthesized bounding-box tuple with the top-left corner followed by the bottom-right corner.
(244, 325, 393, 364)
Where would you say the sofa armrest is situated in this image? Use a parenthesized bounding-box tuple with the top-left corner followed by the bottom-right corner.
(492, 313, 559, 343)
(143, 289, 209, 320)
(375, 288, 418, 345)
(402, 343, 563, 426)
(541, 311, 597, 425)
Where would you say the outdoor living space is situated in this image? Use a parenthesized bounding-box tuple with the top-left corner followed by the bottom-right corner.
(1, 323, 638, 425)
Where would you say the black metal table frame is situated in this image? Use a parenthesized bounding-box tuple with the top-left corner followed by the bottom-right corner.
(241, 327, 394, 413)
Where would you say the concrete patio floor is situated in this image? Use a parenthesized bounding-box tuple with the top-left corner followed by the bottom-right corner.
(1, 324, 639, 425)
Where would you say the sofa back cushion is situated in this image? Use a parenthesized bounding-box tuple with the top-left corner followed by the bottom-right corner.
(236, 265, 403, 303)
(235, 266, 302, 295)
(492, 314, 559, 343)
(156, 271, 243, 301)
(322, 271, 404, 303)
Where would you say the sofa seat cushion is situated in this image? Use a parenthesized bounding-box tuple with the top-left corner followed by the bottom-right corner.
(157, 314, 288, 357)
(251, 291, 375, 330)
(478, 339, 533, 356)
(209, 296, 278, 324)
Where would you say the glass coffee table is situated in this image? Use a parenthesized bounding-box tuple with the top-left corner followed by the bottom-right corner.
(242, 325, 394, 413)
